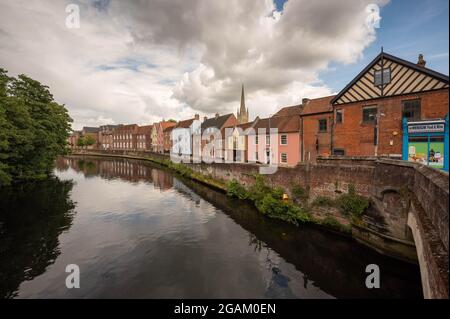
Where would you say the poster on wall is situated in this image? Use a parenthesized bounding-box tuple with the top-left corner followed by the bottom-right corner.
(408, 140, 428, 165)
(408, 138, 445, 169)
(428, 139, 445, 169)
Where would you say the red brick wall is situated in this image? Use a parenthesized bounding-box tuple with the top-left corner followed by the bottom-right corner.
(333, 89, 449, 157)
(302, 113, 333, 162)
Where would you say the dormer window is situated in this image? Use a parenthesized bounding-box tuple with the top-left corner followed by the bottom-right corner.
(374, 68, 391, 86)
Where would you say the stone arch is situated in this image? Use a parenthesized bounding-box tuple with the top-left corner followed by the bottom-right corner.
(379, 188, 412, 241)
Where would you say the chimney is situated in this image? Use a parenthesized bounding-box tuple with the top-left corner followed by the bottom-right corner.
(215, 113, 219, 119)
(194, 114, 200, 120)
(203, 116, 208, 122)
(417, 54, 426, 68)
(302, 98, 311, 105)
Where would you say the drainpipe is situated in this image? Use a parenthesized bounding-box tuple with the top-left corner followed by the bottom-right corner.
(300, 116, 304, 162)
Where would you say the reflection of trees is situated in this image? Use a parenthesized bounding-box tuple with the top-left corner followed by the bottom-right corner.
(0, 178, 75, 299)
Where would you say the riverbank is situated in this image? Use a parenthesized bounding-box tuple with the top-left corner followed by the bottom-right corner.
(68, 151, 419, 264)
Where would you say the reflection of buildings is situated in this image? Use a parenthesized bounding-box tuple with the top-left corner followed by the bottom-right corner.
(65, 157, 174, 190)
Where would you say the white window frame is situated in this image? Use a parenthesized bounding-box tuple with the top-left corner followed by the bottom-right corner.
(280, 153, 288, 163)
(280, 134, 288, 145)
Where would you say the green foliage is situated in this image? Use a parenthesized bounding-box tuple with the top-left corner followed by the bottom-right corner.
(0, 68, 72, 186)
(291, 184, 308, 202)
(337, 192, 369, 218)
(256, 193, 311, 225)
(312, 196, 336, 207)
(76, 137, 85, 147)
(84, 135, 96, 147)
(226, 179, 249, 200)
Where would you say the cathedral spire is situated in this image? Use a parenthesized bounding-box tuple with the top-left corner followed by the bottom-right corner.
(237, 84, 249, 124)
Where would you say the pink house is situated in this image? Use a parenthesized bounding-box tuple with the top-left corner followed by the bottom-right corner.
(247, 116, 301, 166)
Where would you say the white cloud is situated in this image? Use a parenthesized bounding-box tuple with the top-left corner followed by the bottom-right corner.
(0, 0, 387, 129)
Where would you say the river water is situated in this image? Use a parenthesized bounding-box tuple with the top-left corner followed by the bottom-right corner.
(0, 156, 423, 299)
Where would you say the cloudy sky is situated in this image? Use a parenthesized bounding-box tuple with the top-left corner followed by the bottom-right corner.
(0, 0, 448, 130)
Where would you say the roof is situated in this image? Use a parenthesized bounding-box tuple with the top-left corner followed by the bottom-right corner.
(301, 95, 335, 115)
(222, 118, 259, 136)
(273, 104, 302, 117)
(202, 113, 236, 131)
(160, 121, 177, 131)
(163, 125, 175, 133)
(249, 116, 300, 134)
(174, 118, 195, 129)
(137, 125, 153, 134)
(331, 51, 449, 105)
(116, 124, 138, 132)
(82, 127, 101, 133)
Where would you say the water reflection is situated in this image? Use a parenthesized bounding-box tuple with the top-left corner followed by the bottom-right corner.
(1, 156, 423, 299)
(0, 178, 75, 299)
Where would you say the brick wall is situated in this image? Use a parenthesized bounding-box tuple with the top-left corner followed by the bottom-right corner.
(302, 113, 333, 162)
(333, 88, 449, 157)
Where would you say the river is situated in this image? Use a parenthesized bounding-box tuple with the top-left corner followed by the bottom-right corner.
(0, 156, 423, 299)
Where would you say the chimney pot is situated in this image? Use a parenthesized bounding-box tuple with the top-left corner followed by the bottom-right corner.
(195, 114, 200, 120)
(302, 98, 311, 105)
(204, 116, 208, 122)
(417, 54, 426, 67)
(215, 113, 219, 119)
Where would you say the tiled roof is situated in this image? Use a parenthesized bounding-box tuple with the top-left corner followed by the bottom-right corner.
(116, 124, 138, 132)
(82, 126, 101, 133)
(273, 104, 302, 117)
(160, 121, 177, 131)
(174, 118, 195, 129)
(250, 116, 300, 134)
(137, 125, 153, 134)
(202, 113, 235, 131)
(301, 95, 335, 115)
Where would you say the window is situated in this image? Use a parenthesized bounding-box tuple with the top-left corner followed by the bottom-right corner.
(255, 135, 259, 145)
(255, 152, 259, 161)
(266, 135, 270, 145)
(280, 134, 287, 145)
(362, 106, 377, 123)
(333, 149, 345, 156)
(281, 153, 288, 163)
(402, 99, 421, 121)
(374, 68, 391, 86)
(336, 110, 343, 124)
(318, 119, 327, 132)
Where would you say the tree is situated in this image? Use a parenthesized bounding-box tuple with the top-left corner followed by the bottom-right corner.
(84, 135, 96, 148)
(76, 137, 85, 149)
(0, 68, 72, 187)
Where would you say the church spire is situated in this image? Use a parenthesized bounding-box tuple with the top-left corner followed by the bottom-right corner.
(237, 84, 248, 124)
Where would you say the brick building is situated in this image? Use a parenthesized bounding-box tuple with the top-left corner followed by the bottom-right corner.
(135, 125, 153, 151)
(152, 121, 177, 153)
(163, 125, 175, 153)
(81, 127, 101, 149)
(274, 96, 335, 163)
(113, 124, 139, 150)
(99, 125, 121, 150)
(331, 52, 449, 158)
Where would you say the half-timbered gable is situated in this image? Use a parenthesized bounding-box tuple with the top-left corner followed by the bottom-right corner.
(332, 52, 449, 105)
